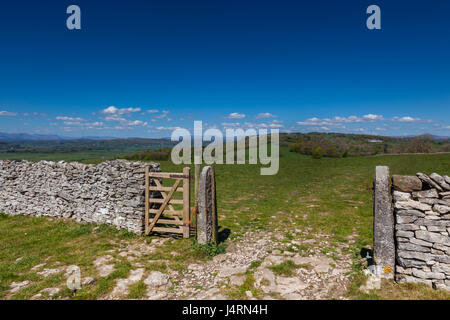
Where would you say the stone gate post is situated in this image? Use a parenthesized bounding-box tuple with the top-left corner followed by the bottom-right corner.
(197, 166, 218, 245)
(373, 166, 395, 278)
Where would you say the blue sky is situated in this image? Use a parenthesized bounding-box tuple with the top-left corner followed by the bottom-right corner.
(0, 0, 449, 138)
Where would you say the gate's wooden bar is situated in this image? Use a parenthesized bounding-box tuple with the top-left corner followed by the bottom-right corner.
(148, 218, 184, 225)
(149, 198, 184, 205)
(152, 227, 184, 234)
(148, 172, 189, 179)
(182, 167, 190, 238)
(148, 209, 183, 216)
(149, 186, 184, 192)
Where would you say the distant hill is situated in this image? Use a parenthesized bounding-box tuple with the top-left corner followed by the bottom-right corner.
(0, 132, 65, 141)
(281, 132, 450, 157)
(391, 134, 450, 141)
(0, 137, 174, 155)
(0, 132, 125, 141)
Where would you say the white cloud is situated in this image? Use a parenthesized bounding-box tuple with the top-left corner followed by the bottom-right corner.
(155, 110, 170, 119)
(88, 122, 104, 127)
(226, 112, 245, 119)
(347, 116, 361, 122)
(0, 111, 18, 116)
(333, 116, 362, 123)
(296, 121, 315, 126)
(24, 112, 48, 117)
(128, 120, 148, 126)
(255, 112, 276, 119)
(362, 114, 384, 121)
(100, 106, 141, 115)
(56, 116, 86, 121)
(145, 109, 159, 114)
(297, 114, 387, 126)
(61, 121, 105, 128)
(221, 122, 241, 128)
(298, 115, 364, 126)
(397, 116, 421, 122)
(102, 112, 148, 127)
(156, 126, 182, 130)
(269, 123, 284, 128)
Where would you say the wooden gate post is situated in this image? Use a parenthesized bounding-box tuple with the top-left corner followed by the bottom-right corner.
(183, 167, 191, 238)
(145, 165, 150, 235)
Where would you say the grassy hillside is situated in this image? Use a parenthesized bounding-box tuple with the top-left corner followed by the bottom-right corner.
(157, 150, 450, 299)
(0, 144, 449, 299)
(282, 132, 450, 157)
(0, 138, 174, 163)
(119, 132, 450, 162)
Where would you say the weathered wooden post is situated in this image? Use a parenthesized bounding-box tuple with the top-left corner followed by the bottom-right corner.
(197, 166, 218, 245)
(373, 166, 395, 279)
(194, 156, 201, 202)
(183, 167, 191, 239)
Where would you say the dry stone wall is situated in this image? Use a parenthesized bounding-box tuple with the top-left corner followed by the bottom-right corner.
(392, 172, 450, 290)
(0, 160, 160, 234)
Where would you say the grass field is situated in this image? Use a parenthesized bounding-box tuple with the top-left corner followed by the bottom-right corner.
(0, 151, 128, 163)
(0, 148, 449, 299)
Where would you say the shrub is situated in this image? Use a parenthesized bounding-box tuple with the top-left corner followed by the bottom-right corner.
(311, 146, 324, 159)
(125, 148, 171, 161)
(191, 240, 227, 257)
(404, 135, 434, 153)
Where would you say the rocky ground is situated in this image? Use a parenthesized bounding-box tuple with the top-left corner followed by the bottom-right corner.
(5, 230, 355, 300)
(176, 231, 354, 300)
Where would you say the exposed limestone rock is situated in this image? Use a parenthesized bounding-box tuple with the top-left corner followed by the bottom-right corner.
(217, 266, 247, 278)
(82, 277, 95, 286)
(94, 255, 116, 277)
(110, 268, 145, 298)
(394, 200, 432, 212)
(417, 173, 443, 192)
(412, 189, 439, 199)
(144, 271, 170, 288)
(37, 267, 65, 278)
(10, 280, 31, 293)
(392, 175, 422, 192)
(434, 204, 450, 214)
(393, 191, 411, 202)
(430, 173, 450, 191)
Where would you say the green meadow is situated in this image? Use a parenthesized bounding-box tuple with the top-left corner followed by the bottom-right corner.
(0, 147, 449, 299)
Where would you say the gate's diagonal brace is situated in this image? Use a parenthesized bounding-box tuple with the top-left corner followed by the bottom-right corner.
(153, 178, 177, 213)
(146, 178, 182, 235)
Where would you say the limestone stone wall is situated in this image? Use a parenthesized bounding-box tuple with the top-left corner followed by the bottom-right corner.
(392, 172, 450, 290)
(0, 160, 160, 233)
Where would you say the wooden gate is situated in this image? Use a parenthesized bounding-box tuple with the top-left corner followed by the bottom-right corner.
(145, 167, 190, 238)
